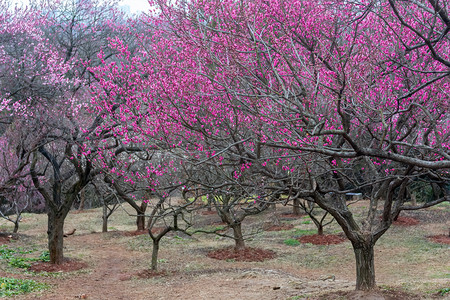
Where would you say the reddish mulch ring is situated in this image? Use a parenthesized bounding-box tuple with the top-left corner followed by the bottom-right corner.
(297, 234, 346, 245)
(264, 224, 294, 231)
(135, 269, 171, 279)
(121, 230, 148, 237)
(29, 259, 87, 273)
(393, 216, 420, 226)
(427, 234, 450, 245)
(0, 236, 11, 244)
(0, 233, 17, 244)
(207, 247, 276, 262)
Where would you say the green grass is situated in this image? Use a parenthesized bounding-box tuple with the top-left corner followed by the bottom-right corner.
(0, 245, 50, 270)
(0, 277, 48, 297)
(438, 287, 450, 296)
(283, 238, 300, 246)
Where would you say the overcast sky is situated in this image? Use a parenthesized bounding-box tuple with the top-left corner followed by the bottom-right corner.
(13, 0, 151, 14)
(119, 0, 150, 14)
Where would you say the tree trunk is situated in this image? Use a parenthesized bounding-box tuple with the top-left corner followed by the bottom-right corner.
(151, 239, 160, 271)
(317, 224, 323, 236)
(102, 204, 108, 233)
(353, 243, 376, 291)
(136, 214, 146, 231)
(48, 213, 65, 264)
(13, 221, 19, 233)
(293, 198, 301, 215)
(207, 195, 212, 211)
(231, 223, 245, 251)
(136, 202, 147, 231)
(78, 189, 85, 211)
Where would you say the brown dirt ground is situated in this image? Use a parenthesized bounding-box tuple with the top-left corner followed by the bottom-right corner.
(2, 201, 449, 300)
(0, 235, 11, 244)
(10, 233, 353, 300)
(0, 232, 17, 244)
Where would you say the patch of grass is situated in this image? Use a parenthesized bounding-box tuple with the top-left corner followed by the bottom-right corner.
(0, 246, 51, 270)
(301, 220, 311, 224)
(283, 239, 300, 246)
(170, 235, 192, 245)
(428, 272, 450, 280)
(0, 245, 16, 260)
(39, 250, 50, 262)
(438, 287, 450, 296)
(8, 257, 32, 269)
(0, 277, 48, 297)
(127, 234, 152, 252)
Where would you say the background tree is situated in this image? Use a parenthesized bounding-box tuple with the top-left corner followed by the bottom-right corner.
(0, 0, 135, 264)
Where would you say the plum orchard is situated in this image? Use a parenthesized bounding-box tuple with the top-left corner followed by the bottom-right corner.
(91, 0, 450, 291)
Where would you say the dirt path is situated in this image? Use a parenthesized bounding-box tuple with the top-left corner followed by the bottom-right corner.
(21, 233, 147, 300)
(15, 232, 356, 300)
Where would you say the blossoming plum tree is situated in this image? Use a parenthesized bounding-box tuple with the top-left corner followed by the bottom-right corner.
(93, 0, 449, 290)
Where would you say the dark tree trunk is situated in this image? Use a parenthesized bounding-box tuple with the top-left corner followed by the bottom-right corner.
(231, 223, 245, 251)
(293, 198, 301, 215)
(207, 195, 212, 211)
(136, 202, 147, 231)
(48, 212, 65, 264)
(353, 243, 376, 291)
(78, 189, 85, 211)
(102, 204, 108, 233)
(317, 224, 323, 236)
(151, 239, 160, 271)
(13, 221, 19, 233)
(136, 214, 146, 231)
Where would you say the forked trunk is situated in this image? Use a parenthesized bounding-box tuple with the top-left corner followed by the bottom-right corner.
(317, 224, 323, 235)
(231, 223, 245, 251)
(353, 243, 376, 290)
(48, 213, 65, 264)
